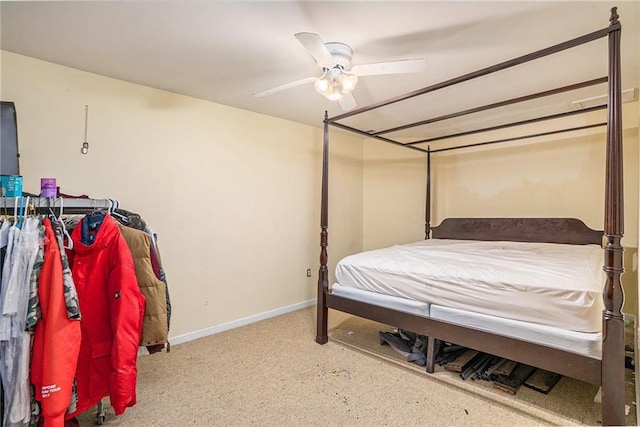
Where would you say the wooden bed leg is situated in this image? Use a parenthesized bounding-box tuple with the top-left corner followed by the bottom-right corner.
(602, 313, 625, 426)
(426, 336, 436, 373)
(315, 269, 328, 344)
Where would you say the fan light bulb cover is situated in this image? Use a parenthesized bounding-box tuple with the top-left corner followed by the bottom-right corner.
(338, 73, 358, 94)
(314, 77, 332, 95)
(326, 89, 343, 101)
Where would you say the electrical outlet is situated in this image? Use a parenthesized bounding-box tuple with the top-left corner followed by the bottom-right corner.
(306, 269, 312, 277)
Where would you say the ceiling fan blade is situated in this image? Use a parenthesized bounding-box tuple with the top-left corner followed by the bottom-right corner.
(295, 32, 335, 69)
(253, 76, 317, 97)
(338, 93, 357, 111)
(351, 58, 427, 76)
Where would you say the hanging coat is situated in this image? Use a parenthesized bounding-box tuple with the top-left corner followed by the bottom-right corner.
(116, 224, 168, 347)
(31, 218, 82, 426)
(66, 213, 145, 418)
(112, 210, 171, 335)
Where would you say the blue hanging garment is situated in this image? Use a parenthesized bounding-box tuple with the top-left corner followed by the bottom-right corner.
(81, 211, 106, 245)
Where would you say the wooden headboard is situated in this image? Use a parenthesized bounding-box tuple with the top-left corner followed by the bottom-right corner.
(430, 218, 603, 245)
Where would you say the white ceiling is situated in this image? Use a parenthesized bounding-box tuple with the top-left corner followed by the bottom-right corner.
(1, 1, 639, 139)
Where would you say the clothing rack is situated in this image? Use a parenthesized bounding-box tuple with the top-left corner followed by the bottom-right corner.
(0, 197, 114, 215)
(1, 195, 143, 425)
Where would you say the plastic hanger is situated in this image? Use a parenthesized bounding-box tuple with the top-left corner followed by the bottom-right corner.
(108, 198, 129, 224)
(57, 198, 73, 250)
(47, 197, 57, 220)
(17, 196, 27, 229)
(24, 196, 30, 226)
(61, 198, 73, 249)
(13, 196, 19, 224)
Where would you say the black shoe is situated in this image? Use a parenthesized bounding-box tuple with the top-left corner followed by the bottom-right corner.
(378, 331, 413, 353)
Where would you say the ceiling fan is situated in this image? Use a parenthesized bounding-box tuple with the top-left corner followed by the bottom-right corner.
(254, 32, 427, 111)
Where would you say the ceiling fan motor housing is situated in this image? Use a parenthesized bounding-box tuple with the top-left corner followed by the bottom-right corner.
(325, 42, 353, 69)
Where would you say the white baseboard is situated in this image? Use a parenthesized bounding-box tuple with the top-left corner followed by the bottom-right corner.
(167, 298, 316, 347)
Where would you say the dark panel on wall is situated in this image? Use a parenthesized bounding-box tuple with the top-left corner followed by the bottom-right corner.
(1, 101, 20, 175)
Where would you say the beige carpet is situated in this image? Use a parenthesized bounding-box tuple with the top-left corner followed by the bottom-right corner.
(73, 306, 635, 426)
(328, 314, 638, 426)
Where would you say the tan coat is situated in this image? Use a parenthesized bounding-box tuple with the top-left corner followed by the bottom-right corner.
(118, 223, 168, 346)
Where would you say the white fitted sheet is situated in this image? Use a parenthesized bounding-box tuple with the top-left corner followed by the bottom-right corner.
(331, 283, 430, 317)
(430, 305, 602, 359)
(335, 239, 605, 333)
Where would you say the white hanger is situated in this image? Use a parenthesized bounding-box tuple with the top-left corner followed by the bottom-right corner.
(107, 198, 129, 224)
(58, 198, 73, 250)
(24, 196, 30, 223)
(13, 196, 19, 223)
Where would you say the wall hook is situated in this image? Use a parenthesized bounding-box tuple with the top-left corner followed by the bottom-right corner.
(81, 105, 89, 154)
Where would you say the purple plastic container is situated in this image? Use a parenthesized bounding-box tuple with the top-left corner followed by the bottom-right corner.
(40, 178, 57, 198)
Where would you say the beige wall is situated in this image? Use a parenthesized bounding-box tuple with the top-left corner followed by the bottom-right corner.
(363, 102, 640, 316)
(0, 51, 363, 338)
(3, 48, 638, 335)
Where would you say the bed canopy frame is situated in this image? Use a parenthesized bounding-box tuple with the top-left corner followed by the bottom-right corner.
(316, 8, 627, 426)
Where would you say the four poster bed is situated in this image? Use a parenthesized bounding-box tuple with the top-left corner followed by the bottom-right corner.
(315, 8, 628, 426)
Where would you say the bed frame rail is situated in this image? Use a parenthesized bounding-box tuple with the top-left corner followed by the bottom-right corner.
(328, 293, 602, 384)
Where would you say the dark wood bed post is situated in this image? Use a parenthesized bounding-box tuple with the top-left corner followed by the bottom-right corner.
(425, 147, 431, 239)
(316, 111, 330, 344)
(602, 7, 625, 426)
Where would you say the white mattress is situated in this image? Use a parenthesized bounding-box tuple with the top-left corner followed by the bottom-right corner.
(335, 239, 605, 333)
(430, 305, 602, 360)
(331, 283, 430, 317)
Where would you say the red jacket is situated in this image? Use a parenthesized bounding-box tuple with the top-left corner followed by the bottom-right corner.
(31, 219, 82, 426)
(67, 213, 145, 418)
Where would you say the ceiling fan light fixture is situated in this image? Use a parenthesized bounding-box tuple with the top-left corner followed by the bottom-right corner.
(314, 79, 342, 100)
(314, 68, 357, 101)
(325, 88, 343, 101)
(314, 73, 332, 96)
(338, 72, 358, 94)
